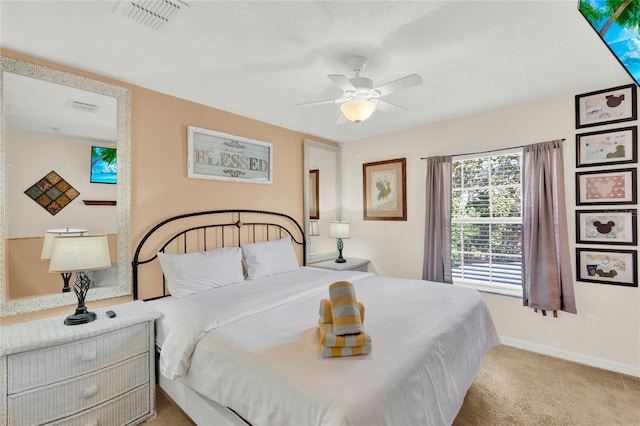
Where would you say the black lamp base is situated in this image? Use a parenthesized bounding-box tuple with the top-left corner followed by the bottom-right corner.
(335, 238, 347, 263)
(64, 311, 97, 325)
(64, 271, 95, 326)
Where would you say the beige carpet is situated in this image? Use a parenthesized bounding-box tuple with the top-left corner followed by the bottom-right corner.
(147, 345, 640, 425)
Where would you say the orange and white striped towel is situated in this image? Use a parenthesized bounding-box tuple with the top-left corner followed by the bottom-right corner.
(320, 344, 372, 358)
(329, 281, 363, 335)
(318, 299, 365, 325)
(316, 324, 371, 348)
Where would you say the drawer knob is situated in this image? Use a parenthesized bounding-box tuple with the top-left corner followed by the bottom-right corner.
(80, 351, 97, 362)
(81, 384, 99, 398)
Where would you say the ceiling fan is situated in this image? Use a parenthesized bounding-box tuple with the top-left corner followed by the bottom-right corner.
(298, 56, 422, 123)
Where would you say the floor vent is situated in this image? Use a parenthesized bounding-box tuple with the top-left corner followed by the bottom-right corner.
(114, 0, 190, 31)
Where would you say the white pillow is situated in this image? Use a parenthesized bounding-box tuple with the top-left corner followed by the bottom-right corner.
(157, 247, 244, 298)
(241, 236, 299, 280)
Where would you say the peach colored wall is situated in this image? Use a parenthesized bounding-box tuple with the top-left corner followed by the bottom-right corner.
(2, 49, 335, 316)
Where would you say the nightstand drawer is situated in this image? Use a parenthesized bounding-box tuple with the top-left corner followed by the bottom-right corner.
(8, 353, 149, 426)
(48, 385, 150, 426)
(7, 322, 149, 393)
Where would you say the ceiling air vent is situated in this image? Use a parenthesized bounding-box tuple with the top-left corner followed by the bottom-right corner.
(68, 100, 100, 113)
(114, 0, 190, 32)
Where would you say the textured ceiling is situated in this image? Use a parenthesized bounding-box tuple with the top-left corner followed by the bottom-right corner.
(0, 0, 633, 143)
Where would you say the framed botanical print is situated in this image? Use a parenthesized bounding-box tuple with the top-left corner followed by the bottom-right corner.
(575, 209, 637, 245)
(576, 168, 637, 205)
(576, 126, 637, 167)
(575, 84, 637, 129)
(576, 248, 637, 287)
(362, 158, 407, 221)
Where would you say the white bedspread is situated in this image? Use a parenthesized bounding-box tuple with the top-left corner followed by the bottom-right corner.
(150, 269, 500, 426)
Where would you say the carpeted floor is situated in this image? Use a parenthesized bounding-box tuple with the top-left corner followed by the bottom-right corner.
(147, 345, 640, 425)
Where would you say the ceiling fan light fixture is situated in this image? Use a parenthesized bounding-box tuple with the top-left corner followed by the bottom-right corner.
(340, 99, 376, 123)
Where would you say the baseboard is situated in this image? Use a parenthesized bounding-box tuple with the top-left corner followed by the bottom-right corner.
(500, 336, 640, 378)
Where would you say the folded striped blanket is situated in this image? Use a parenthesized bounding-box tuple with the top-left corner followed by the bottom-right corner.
(329, 281, 363, 335)
(320, 344, 372, 358)
(317, 324, 372, 348)
(318, 299, 365, 324)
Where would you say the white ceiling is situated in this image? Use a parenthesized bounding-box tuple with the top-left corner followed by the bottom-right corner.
(0, 0, 633, 143)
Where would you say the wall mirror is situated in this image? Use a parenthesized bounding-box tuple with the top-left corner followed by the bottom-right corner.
(304, 139, 341, 264)
(0, 56, 132, 316)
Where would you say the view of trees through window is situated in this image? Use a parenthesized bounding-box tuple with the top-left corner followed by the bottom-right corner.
(451, 151, 523, 286)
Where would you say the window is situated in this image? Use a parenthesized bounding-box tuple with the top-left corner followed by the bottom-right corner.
(451, 149, 523, 291)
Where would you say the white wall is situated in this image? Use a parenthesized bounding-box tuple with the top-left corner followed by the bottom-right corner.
(341, 88, 639, 376)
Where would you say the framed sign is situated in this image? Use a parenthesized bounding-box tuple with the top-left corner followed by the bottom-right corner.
(187, 126, 273, 184)
(576, 126, 637, 167)
(576, 168, 637, 205)
(575, 209, 637, 245)
(575, 84, 637, 129)
(363, 158, 407, 221)
(576, 248, 637, 287)
(309, 169, 319, 219)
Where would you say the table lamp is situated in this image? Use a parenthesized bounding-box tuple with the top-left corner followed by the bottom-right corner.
(41, 228, 88, 292)
(48, 234, 111, 325)
(329, 221, 350, 263)
(309, 220, 320, 236)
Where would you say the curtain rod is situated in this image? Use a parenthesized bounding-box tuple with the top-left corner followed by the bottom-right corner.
(420, 138, 566, 159)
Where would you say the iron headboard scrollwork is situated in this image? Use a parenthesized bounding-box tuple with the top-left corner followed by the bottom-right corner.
(132, 209, 306, 300)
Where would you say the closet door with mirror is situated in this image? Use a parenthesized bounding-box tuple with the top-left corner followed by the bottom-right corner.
(304, 140, 342, 264)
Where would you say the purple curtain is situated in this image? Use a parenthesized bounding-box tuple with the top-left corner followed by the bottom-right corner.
(522, 140, 576, 316)
(422, 156, 452, 283)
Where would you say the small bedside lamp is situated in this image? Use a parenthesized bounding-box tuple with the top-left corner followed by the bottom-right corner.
(48, 234, 111, 325)
(309, 220, 320, 237)
(329, 221, 350, 263)
(41, 228, 88, 292)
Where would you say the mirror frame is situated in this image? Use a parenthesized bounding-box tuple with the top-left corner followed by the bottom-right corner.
(303, 139, 341, 264)
(0, 56, 132, 316)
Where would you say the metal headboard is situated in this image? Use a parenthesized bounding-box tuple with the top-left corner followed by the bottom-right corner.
(132, 209, 306, 301)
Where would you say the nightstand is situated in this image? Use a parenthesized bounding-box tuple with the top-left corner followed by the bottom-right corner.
(0, 300, 160, 426)
(312, 257, 370, 272)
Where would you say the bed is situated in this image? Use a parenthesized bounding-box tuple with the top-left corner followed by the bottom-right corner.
(132, 209, 500, 426)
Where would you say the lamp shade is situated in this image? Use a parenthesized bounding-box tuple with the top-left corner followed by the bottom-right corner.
(309, 220, 320, 236)
(48, 234, 111, 273)
(329, 221, 350, 239)
(340, 98, 376, 123)
(41, 228, 88, 260)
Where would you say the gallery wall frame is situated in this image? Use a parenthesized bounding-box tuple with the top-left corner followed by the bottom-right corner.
(576, 247, 637, 287)
(309, 169, 319, 220)
(575, 84, 637, 129)
(187, 126, 273, 184)
(362, 157, 407, 221)
(575, 209, 637, 245)
(576, 126, 637, 168)
(575, 168, 637, 206)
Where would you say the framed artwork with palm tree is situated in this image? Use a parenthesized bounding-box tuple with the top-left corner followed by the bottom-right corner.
(578, 0, 640, 87)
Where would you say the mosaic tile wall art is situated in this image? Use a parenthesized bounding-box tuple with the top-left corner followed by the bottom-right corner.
(24, 170, 80, 215)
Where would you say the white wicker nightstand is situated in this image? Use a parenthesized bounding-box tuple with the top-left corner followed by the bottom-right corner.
(0, 300, 160, 426)
(311, 258, 370, 272)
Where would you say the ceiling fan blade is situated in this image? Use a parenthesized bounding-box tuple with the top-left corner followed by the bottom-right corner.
(375, 99, 407, 112)
(328, 74, 356, 92)
(336, 113, 349, 125)
(373, 74, 422, 97)
(296, 98, 343, 106)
